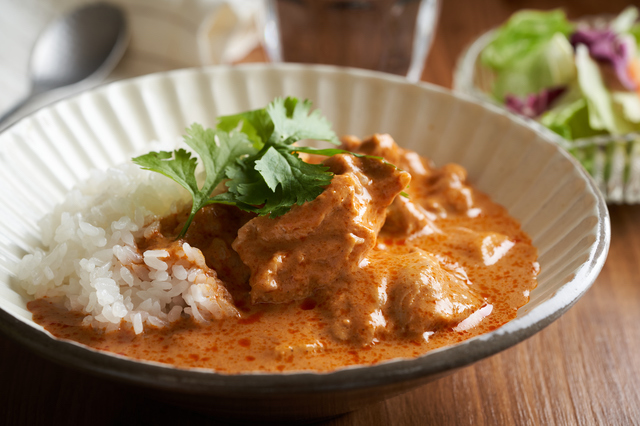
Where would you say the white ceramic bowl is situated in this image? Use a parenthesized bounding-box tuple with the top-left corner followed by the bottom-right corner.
(0, 64, 609, 421)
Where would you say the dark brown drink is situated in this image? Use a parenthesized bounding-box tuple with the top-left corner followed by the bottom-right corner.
(268, 0, 424, 76)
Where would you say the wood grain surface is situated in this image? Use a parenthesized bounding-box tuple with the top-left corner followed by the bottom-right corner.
(2, 0, 640, 424)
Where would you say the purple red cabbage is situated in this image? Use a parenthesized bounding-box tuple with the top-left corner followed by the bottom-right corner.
(504, 87, 566, 118)
(570, 28, 636, 90)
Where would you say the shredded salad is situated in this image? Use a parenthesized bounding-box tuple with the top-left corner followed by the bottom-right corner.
(482, 7, 640, 142)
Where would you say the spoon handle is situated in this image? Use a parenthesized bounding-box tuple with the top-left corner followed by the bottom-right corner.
(0, 93, 35, 130)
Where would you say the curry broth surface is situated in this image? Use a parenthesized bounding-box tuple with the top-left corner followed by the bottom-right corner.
(28, 188, 538, 373)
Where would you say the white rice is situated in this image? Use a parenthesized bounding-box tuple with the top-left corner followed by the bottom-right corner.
(17, 162, 238, 333)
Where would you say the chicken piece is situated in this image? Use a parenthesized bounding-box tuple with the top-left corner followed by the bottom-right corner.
(341, 134, 402, 165)
(342, 134, 441, 236)
(381, 195, 439, 237)
(411, 163, 478, 217)
(386, 249, 484, 337)
(342, 134, 479, 218)
(233, 154, 410, 304)
(397, 150, 434, 179)
(341, 133, 436, 178)
(320, 267, 390, 344)
(181, 205, 254, 296)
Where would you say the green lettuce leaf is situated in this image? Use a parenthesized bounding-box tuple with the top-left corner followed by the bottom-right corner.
(541, 97, 607, 140)
(482, 9, 574, 70)
(573, 44, 640, 135)
(492, 32, 575, 100)
(629, 23, 640, 46)
(612, 91, 640, 123)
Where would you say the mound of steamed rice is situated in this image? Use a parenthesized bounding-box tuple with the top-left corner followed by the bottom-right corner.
(17, 162, 238, 334)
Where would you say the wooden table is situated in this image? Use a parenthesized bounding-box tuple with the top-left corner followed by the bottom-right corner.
(3, 0, 640, 424)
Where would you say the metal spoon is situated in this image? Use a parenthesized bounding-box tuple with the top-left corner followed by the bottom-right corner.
(0, 3, 129, 129)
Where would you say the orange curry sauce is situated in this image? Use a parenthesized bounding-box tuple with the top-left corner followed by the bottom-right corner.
(28, 135, 538, 373)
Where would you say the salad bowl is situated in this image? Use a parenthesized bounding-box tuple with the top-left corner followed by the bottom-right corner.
(454, 8, 640, 203)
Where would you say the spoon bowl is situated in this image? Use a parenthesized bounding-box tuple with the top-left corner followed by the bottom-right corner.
(0, 3, 128, 128)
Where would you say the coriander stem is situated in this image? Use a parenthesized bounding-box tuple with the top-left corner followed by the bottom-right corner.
(177, 204, 200, 239)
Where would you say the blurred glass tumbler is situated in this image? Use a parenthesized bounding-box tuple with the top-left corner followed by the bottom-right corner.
(263, 0, 440, 82)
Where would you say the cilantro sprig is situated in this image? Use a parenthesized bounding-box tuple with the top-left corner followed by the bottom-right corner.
(132, 97, 347, 238)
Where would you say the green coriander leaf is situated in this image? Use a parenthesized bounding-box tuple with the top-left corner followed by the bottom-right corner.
(133, 124, 255, 238)
(132, 148, 204, 238)
(267, 97, 339, 146)
(261, 147, 333, 205)
(226, 146, 333, 217)
(255, 146, 291, 192)
(134, 98, 389, 235)
(184, 124, 255, 192)
(132, 149, 199, 197)
(217, 97, 339, 149)
(224, 157, 273, 205)
(217, 109, 273, 149)
(215, 97, 340, 217)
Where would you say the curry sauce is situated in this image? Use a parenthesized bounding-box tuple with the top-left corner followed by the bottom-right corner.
(28, 134, 538, 373)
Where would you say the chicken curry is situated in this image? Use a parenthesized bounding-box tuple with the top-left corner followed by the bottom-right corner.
(28, 134, 538, 373)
